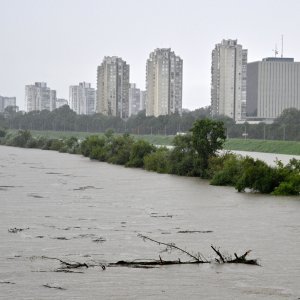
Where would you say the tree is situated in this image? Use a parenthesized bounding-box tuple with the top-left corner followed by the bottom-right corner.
(191, 119, 226, 177)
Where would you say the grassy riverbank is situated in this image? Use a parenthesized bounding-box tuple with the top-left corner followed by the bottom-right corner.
(224, 139, 300, 155)
(8, 130, 300, 155)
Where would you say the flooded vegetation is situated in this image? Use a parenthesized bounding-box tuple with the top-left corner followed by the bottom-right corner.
(0, 145, 299, 299)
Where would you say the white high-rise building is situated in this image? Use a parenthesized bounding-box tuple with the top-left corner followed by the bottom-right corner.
(69, 82, 96, 115)
(146, 48, 183, 117)
(25, 82, 56, 112)
(140, 90, 147, 111)
(96, 56, 130, 119)
(129, 83, 141, 117)
(0, 96, 16, 112)
(56, 98, 68, 109)
(211, 39, 247, 121)
(247, 57, 300, 119)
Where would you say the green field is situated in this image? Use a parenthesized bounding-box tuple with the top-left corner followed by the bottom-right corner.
(8, 130, 300, 155)
(224, 138, 300, 155)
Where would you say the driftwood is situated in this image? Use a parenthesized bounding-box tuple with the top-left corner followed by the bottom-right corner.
(115, 235, 259, 267)
(40, 256, 106, 271)
(34, 235, 259, 272)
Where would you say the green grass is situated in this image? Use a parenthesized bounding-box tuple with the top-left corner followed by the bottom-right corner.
(224, 138, 300, 155)
(8, 130, 300, 155)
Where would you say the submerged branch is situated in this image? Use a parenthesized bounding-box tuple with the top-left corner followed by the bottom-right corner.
(138, 234, 207, 263)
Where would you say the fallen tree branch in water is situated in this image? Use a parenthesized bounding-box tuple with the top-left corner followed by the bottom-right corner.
(138, 234, 208, 263)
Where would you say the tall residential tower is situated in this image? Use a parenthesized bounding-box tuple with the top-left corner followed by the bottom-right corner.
(211, 39, 247, 121)
(96, 56, 130, 119)
(69, 82, 96, 115)
(25, 82, 56, 112)
(146, 48, 183, 117)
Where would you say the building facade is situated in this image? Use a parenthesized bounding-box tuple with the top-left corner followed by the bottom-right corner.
(96, 56, 130, 119)
(69, 82, 96, 115)
(25, 82, 56, 112)
(0, 96, 16, 112)
(56, 98, 69, 109)
(140, 90, 147, 111)
(146, 48, 183, 117)
(247, 57, 300, 119)
(129, 83, 141, 117)
(211, 39, 247, 121)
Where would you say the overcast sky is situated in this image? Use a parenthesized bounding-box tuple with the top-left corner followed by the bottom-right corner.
(1, 0, 300, 111)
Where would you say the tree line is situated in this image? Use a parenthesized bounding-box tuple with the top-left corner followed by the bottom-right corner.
(1, 105, 300, 141)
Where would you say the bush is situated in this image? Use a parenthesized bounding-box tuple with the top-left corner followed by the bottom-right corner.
(126, 140, 156, 168)
(235, 158, 281, 193)
(6, 130, 32, 147)
(106, 134, 134, 165)
(144, 147, 170, 173)
(210, 154, 243, 186)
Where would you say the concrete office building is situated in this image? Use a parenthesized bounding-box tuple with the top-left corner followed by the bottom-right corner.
(96, 56, 130, 119)
(129, 83, 141, 117)
(69, 82, 96, 115)
(146, 48, 183, 117)
(247, 57, 300, 119)
(0, 96, 16, 112)
(211, 39, 247, 121)
(25, 82, 56, 112)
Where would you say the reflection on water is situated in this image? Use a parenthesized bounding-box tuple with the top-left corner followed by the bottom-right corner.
(0, 146, 299, 299)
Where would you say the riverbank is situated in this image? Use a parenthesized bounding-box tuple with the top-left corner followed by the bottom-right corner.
(8, 129, 300, 155)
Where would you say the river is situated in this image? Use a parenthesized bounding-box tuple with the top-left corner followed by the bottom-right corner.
(0, 146, 299, 299)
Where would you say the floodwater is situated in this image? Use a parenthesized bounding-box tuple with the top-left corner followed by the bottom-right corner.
(0, 146, 299, 300)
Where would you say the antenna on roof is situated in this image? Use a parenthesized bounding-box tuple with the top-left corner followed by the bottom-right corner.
(281, 35, 284, 58)
(272, 44, 278, 58)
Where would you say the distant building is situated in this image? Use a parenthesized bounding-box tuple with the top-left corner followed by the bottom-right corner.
(96, 56, 130, 119)
(69, 82, 96, 115)
(56, 98, 69, 109)
(25, 82, 56, 112)
(211, 39, 247, 121)
(0, 96, 17, 113)
(140, 90, 147, 111)
(146, 48, 183, 117)
(129, 83, 141, 117)
(247, 57, 300, 119)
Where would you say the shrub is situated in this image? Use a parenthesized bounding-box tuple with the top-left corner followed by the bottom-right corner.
(235, 158, 281, 193)
(144, 147, 170, 173)
(106, 134, 134, 165)
(210, 154, 243, 186)
(126, 140, 156, 168)
(7, 130, 32, 147)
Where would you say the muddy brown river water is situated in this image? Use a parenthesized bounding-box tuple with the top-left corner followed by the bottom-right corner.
(0, 146, 299, 299)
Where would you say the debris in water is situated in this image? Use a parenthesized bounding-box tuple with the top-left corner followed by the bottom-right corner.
(8, 227, 29, 233)
(43, 284, 66, 290)
(178, 230, 213, 234)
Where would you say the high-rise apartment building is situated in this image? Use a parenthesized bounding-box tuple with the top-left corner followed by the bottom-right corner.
(146, 48, 183, 117)
(56, 98, 68, 109)
(25, 82, 56, 112)
(211, 39, 247, 121)
(140, 90, 147, 111)
(69, 82, 96, 115)
(247, 57, 300, 119)
(96, 56, 130, 119)
(129, 83, 141, 117)
(0, 96, 16, 112)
